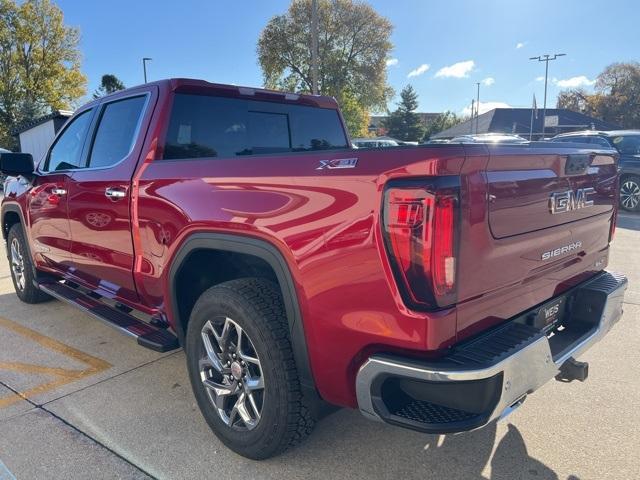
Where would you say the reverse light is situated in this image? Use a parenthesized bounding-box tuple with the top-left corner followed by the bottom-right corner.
(383, 181, 459, 309)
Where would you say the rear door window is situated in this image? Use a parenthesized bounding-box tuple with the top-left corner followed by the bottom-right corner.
(163, 93, 348, 160)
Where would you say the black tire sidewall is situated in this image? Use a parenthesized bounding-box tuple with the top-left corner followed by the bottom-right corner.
(185, 280, 297, 458)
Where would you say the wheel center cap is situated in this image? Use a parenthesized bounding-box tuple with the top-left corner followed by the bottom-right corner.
(230, 361, 243, 380)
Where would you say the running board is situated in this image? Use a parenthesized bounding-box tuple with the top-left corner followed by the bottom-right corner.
(37, 281, 180, 352)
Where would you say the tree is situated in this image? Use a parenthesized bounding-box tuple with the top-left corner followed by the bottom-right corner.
(556, 62, 640, 128)
(93, 74, 125, 99)
(382, 85, 425, 141)
(593, 62, 640, 128)
(556, 88, 593, 114)
(423, 111, 463, 141)
(0, 0, 86, 149)
(257, 0, 393, 137)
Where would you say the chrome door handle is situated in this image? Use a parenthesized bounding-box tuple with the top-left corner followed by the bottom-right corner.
(51, 188, 67, 195)
(105, 187, 127, 199)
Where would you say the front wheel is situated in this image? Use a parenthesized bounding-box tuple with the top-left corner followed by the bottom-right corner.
(6, 224, 51, 304)
(620, 175, 640, 212)
(185, 278, 314, 459)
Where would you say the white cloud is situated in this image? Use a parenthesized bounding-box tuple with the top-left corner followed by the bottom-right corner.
(482, 77, 495, 86)
(516, 42, 525, 49)
(386, 58, 398, 67)
(435, 60, 475, 78)
(535, 76, 545, 82)
(554, 75, 596, 88)
(461, 101, 511, 117)
(407, 63, 430, 78)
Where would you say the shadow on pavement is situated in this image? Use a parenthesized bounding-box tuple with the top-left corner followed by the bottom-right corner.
(278, 407, 570, 480)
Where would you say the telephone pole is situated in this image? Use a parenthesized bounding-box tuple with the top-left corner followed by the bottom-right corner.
(311, 0, 319, 95)
(529, 53, 565, 136)
(475, 82, 480, 134)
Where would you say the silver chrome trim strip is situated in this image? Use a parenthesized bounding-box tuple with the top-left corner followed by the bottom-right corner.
(356, 272, 627, 426)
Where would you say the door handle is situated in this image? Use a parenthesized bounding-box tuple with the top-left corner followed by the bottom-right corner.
(105, 187, 127, 199)
(51, 188, 67, 195)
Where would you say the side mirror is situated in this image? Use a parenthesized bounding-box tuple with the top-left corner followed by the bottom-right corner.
(0, 152, 34, 177)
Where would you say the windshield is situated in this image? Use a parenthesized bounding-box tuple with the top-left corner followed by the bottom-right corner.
(611, 135, 640, 155)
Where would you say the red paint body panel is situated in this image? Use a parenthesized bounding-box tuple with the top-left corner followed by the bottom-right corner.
(1, 79, 619, 409)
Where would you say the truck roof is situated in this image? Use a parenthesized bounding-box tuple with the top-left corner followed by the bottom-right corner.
(98, 78, 340, 110)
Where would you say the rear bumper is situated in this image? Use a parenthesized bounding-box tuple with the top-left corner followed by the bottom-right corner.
(355, 271, 627, 433)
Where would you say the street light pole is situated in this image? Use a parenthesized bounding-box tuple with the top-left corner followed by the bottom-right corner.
(475, 82, 480, 134)
(529, 53, 565, 137)
(143, 57, 152, 83)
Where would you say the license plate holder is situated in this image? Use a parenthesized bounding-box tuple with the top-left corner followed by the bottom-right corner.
(530, 296, 566, 332)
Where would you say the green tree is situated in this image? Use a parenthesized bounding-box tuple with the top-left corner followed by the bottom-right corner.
(93, 74, 125, 99)
(383, 85, 425, 141)
(423, 111, 463, 141)
(0, 0, 86, 149)
(257, 0, 393, 137)
(556, 62, 640, 128)
(339, 89, 369, 138)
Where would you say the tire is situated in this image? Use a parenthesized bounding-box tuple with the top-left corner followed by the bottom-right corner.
(6, 224, 51, 304)
(620, 175, 640, 212)
(185, 277, 315, 459)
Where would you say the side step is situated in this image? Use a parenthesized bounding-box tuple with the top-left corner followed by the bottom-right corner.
(38, 281, 180, 353)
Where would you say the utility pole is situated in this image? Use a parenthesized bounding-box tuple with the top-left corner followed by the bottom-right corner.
(470, 99, 475, 133)
(143, 57, 152, 83)
(475, 82, 480, 134)
(310, 0, 319, 95)
(529, 53, 565, 137)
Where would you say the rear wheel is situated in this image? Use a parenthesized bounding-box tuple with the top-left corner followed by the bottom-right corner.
(7, 224, 51, 304)
(620, 175, 640, 212)
(185, 277, 314, 459)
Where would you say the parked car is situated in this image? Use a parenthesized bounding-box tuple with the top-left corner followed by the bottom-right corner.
(424, 138, 450, 144)
(352, 137, 399, 148)
(449, 133, 528, 144)
(550, 130, 640, 211)
(0, 79, 626, 460)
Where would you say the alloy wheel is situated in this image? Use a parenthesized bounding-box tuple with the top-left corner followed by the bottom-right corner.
(199, 317, 264, 431)
(10, 238, 26, 292)
(620, 180, 640, 210)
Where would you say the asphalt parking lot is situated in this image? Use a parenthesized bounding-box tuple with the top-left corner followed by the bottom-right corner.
(0, 213, 638, 480)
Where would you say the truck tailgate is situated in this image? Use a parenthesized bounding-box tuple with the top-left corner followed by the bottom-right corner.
(455, 144, 618, 340)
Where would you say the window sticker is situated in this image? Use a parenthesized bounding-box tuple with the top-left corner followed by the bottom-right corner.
(177, 124, 192, 145)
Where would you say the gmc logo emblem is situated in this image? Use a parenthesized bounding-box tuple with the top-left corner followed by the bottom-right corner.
(549, 187, 595, 214)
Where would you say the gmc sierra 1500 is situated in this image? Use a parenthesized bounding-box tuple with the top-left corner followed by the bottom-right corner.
(0, 79, 627, 459)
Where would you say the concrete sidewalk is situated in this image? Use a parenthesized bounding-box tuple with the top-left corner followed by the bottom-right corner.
(0, 213, 638, 480)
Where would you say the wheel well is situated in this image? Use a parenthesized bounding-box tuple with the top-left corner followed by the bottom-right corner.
(2, 211, 21, 240)
(174, 248, 279, 338)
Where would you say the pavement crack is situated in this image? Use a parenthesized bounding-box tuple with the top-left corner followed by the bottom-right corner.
(39, 404, 158, 479)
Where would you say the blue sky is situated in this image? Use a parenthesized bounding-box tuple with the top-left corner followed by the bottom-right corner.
(57, 0, 640, 115)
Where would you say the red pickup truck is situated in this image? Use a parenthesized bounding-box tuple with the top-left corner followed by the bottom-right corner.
(0, 79, 627, 459)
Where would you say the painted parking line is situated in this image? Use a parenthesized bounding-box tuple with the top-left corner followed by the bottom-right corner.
(0, 459, 16, 480)
(0, 316, 111, 409)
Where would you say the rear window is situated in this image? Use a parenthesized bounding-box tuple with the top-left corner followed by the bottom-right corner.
(163, 93, 348, 160)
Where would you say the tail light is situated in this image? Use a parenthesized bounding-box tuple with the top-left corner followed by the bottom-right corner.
(383, 182, 459, 309)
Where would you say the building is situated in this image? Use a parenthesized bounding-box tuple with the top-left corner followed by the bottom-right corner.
(15, 110, 73, 163)
(369, 112, 441, 135)
(432, 108, 620, 140)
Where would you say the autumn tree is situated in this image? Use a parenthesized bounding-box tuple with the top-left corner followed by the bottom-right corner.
(556, 62, 640, 128)
(0, 0, 86, 149)
(423, 111, 463, 141)
(93, 74, 125, 99)
(257, 0, 393, 137)
(383, 85, 425, 142)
